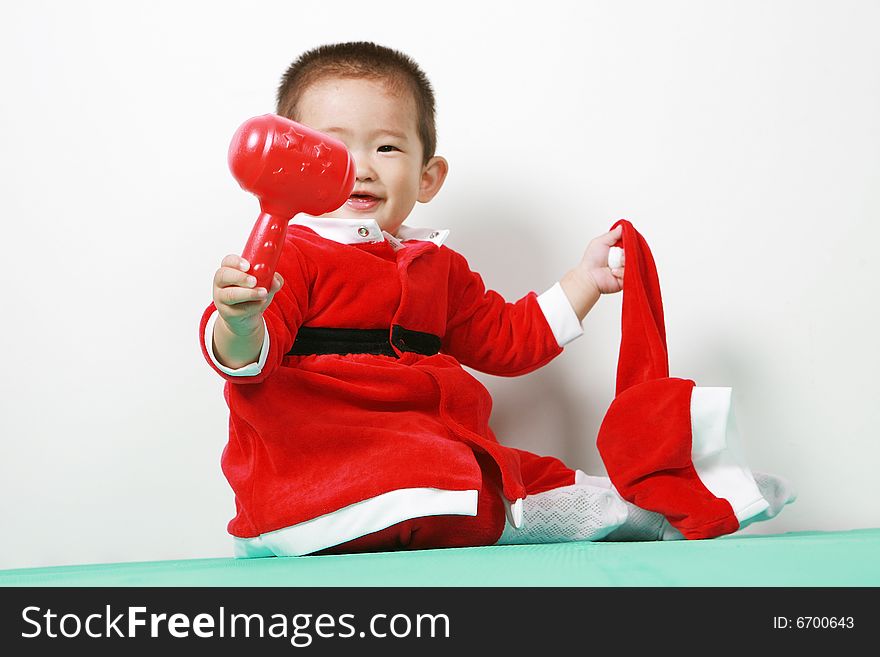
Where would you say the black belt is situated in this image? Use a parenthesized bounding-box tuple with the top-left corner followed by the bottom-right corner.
(287, 325, 442, 358)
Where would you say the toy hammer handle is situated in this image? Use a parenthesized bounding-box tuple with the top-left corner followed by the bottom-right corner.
(241, 212, 288, 291)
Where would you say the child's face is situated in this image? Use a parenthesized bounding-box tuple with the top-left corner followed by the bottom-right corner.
(296, 76, 446, 235)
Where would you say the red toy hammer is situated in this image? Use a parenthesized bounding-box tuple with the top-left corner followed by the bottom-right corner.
(228, 114, 356, 290)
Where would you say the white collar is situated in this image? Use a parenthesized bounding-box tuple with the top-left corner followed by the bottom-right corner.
(292, 215, 450, 249)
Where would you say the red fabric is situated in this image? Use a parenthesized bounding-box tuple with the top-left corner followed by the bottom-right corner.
(317, 450, 577, 554)
(514, 449, 578, 496)
(610, 220, 669, 396)
(316, 452, 508, 554)
(596, 220, 739, 539)
(199, 225, 573, 540)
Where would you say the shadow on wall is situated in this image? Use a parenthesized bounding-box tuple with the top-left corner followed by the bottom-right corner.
(442, 194, 608, 475)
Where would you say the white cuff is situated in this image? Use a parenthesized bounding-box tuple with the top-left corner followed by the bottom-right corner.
(689, 387, 770, 524)
(537, 282, 584, 347)
(204, 311, 269, 377)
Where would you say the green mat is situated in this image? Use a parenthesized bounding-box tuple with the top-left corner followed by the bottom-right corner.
(1, 529, 877, 587)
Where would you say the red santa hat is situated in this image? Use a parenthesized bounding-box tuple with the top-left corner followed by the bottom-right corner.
(597, 220, 770, 539)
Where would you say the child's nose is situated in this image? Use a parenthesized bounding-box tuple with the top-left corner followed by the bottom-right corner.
(351, 150, 377, 181)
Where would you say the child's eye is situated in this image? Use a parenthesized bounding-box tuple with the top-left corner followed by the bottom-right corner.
(377, 145, 399, 153)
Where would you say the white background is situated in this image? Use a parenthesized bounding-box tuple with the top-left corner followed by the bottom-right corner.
(1, 0, 878, 570)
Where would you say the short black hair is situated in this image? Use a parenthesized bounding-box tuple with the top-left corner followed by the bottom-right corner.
(276, 42, 437, 164)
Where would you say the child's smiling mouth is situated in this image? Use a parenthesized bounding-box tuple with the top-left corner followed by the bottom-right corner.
(346, 193, 381, 211)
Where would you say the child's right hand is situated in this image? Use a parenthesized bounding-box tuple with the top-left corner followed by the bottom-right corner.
(212, 254, 284, 336)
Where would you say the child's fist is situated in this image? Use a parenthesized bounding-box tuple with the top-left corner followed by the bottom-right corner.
(212, 254, 284, 336)
(579, 225, 625, 295)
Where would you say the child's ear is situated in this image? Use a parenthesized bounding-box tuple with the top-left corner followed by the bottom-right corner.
(418, 156, 449, 203)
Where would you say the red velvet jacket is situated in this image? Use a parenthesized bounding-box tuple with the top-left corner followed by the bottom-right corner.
(199, 221, 565, 539)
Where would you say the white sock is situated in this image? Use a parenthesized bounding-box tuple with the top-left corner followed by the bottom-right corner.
(495, 483, 629, 545)
(602, 500, 684, 541)
(577, 472, 683, 541)
(578, 471, 796, 539)
(737, 471, 797, 531)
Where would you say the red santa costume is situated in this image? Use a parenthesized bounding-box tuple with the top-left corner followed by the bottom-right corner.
(200, 215, 590, 556)
(200, 216, 790, 556)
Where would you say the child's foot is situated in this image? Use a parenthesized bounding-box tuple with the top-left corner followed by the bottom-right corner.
(583, 470, 796, 541)
(573, 472, 676, 541)
(602, 500, 682, 541)
(737, 471, 797, 531)
(496, 484, 629, 545)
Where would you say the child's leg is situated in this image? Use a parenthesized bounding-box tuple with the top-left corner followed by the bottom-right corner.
(319, 452, 629, 552)
(494, 447, 796, 545)
(315, 452, 507, 555)
(494, 450, 629, 545)
(494, 481, 629, 544)
(576, 472, 681, 541)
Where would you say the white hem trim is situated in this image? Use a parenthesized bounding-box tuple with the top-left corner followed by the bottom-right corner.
(537, 282, 584, 347)
(205, 311, 269, 377)
(232, 487, 479, 557)
(689, 387, 769, 524)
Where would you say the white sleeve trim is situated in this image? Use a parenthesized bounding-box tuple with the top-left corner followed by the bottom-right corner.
(689, 387, 770, 525)
(537, 282, 584, 347)
(204, 310, 269, 377)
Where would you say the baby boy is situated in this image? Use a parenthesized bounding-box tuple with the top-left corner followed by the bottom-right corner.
(200, 42, 789, 556)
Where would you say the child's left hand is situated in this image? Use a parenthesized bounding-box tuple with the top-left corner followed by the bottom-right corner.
(560, 225, 626, 323)
(576, 225, 625, 295)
